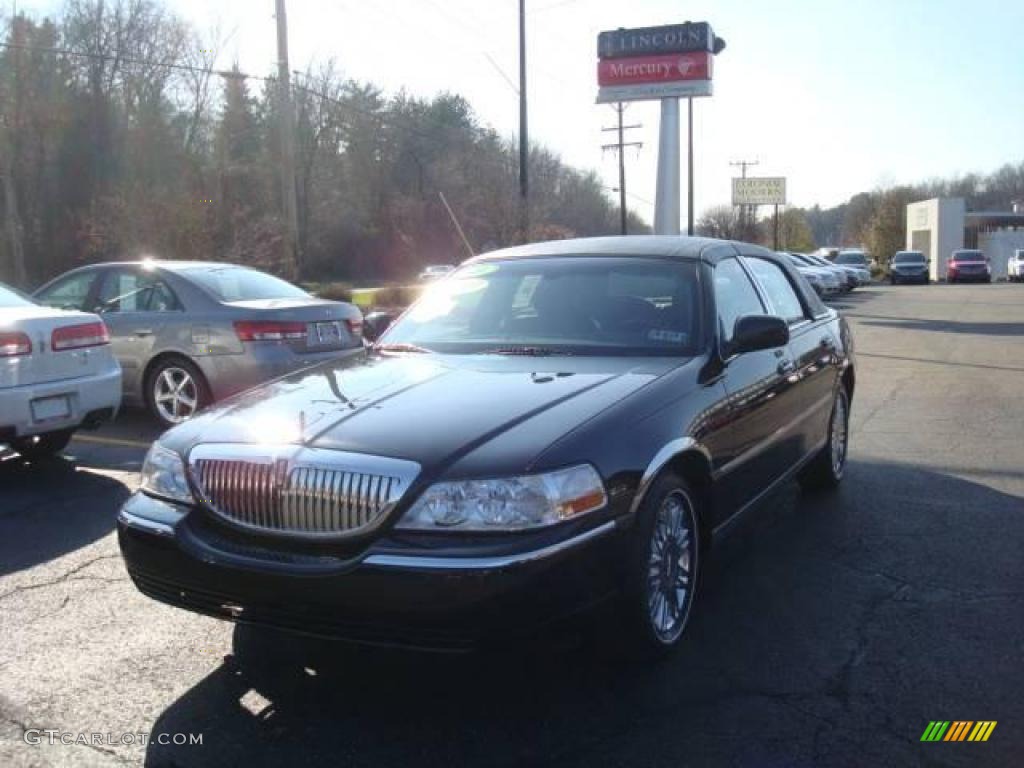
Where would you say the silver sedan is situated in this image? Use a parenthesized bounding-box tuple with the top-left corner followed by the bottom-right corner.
(33, 262, 363, 427)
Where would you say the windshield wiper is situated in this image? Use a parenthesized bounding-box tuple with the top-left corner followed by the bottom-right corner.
(479, 346, 572, 357)
(375, 342, 433, 354)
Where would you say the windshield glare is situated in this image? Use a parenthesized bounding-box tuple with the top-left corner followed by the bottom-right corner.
(182, 267, 310, 302)
(952, 252, 985, 262)
(380, 257, 701, 356)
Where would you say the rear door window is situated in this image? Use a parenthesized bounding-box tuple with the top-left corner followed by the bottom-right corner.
(35, 270, 100, 311)
(744, 258, 807, 325)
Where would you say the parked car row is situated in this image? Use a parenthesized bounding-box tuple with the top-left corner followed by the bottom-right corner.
(888, 249, 1024, 285)
(2, 262, 365, 458)
(781, 252, 869, 298)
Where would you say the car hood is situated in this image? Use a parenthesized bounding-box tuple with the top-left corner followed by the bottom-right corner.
(164, 352, 683, 477)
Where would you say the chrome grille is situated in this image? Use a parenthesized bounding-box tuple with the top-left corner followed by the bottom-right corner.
(189, 445, 420, 538)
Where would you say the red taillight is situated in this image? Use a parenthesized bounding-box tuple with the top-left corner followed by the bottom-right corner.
(234, 321, 307, 342)
(51, 322, 109, 351)
(0, 331, 32, 357)
(345, 318, 363, 338)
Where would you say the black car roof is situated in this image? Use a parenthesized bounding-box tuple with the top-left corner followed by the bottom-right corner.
(467, 235, 766, 264)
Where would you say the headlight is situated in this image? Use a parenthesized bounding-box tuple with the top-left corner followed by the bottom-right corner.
(140, 444, 194, 504)
(397, 464, 607, 531)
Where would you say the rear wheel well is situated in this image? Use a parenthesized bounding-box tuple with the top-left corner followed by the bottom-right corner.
(142, 352, 207, 400)
(841, 366, 855, 400)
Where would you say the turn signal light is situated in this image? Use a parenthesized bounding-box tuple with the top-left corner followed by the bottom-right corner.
(0, 331, 32, 357)
(51, 322, 109, 351)
(234, 321, 307, 341)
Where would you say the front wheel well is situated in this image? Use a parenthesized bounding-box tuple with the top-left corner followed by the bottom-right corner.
(659, 450, 715, 553)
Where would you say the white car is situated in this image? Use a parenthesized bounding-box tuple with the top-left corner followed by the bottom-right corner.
(1009, 249, 1024, 283)
(0, 282, 122, 459)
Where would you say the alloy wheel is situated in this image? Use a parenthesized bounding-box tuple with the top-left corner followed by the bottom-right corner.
(646, 489, 698, 644)
(153, 366, 199, 424)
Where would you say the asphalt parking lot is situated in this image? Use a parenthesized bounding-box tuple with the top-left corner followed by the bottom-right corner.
(1, 283, 1022, 767)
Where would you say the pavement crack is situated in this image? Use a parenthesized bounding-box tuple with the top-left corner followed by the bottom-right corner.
(0, 554, 123, 604)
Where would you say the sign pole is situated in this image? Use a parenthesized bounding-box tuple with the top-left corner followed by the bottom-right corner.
(687, 97, 694, 236)
(773, 204, 780, 251)
(654, 98, 680, 235)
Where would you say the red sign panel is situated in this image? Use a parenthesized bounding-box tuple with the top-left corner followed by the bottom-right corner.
(597, 51, 712, 86)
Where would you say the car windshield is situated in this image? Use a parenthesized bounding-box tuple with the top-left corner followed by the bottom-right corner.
(836, 253, 868, 265)
(380, 256, 701, 356)
(181, 266, 310, 302)
(0, 284, 35, 308)
(894, 253, 926, 264)
(952, 252, 984, 262)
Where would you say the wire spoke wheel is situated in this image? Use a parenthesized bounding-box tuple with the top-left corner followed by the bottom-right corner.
(153, 366, 199, 424)
(645, 489, 697, 645)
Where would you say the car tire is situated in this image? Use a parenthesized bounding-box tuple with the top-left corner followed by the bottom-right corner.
(799, 386, 850, 491)
(620, 471, 702, 657)
(12, 429, 74, 460)
(145, 356, 211, 428)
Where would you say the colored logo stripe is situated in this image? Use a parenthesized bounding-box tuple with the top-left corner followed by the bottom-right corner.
(921, 721, 996, 742)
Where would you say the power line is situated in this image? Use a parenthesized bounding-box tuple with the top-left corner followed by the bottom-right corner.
(601, 103, 642, 235)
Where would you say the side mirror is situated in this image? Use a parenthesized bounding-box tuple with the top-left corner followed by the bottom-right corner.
(731, 314, 789, 355)
(363, 311, 394, 343)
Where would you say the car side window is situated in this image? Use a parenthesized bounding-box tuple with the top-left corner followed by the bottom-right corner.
(714, 258, 765, 345)
(97, 269, 180, 313)
(744, 258, 806, 325)
(36, 270, 99, 310)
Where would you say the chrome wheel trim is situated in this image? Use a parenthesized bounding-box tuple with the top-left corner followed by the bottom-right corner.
(154, 366, 198, 424)
(831, 391, 849, 478)
(646, 489, 697, 644)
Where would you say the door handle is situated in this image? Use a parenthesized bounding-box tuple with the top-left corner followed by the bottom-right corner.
(135, 329, 154, 337)
(777, 359, 795, 375)
(819, 336, 836, 350)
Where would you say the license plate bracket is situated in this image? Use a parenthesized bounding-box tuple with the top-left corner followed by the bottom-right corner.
(31, 395, 71, 423)
(313, 321, 343, 346)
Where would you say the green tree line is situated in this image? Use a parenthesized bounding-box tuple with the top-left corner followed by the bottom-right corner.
(0, 0, 645, 289)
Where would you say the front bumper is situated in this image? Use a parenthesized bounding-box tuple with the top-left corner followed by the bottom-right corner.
(117, 493, 625, 651)
(0, 366, 121, 439)
(892, 271, 928, 283)
(196, 345, 365, 401)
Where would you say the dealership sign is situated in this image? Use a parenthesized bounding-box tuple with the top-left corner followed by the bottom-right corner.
(732, 177, 787, 206)
(598, 52, 712, 86)
(597, 22, 720, 59)
(596, 22, 721, 104)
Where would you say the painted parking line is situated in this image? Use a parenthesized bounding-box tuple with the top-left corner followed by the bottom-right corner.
(71, 434, 154, 449)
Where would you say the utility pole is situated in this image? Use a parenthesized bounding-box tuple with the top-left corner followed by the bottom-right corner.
(275, 0, 300, 279)
(730, 159, 759, 240)
(518, 0, 529, 242)
(601, 103, 642, 235)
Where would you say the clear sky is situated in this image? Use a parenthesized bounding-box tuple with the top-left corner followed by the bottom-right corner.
(13, 0, 1024, 223)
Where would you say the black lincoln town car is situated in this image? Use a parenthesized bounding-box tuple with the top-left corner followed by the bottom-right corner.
(118, 236, 854, 653)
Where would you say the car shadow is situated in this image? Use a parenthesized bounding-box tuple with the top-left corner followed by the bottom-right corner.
(0, 454, 131, 576)
(857, 317, 1024, 336)
(143, 460, 1024, 768)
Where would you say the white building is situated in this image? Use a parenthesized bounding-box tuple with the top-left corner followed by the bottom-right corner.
(905, 198, 1024, 280)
